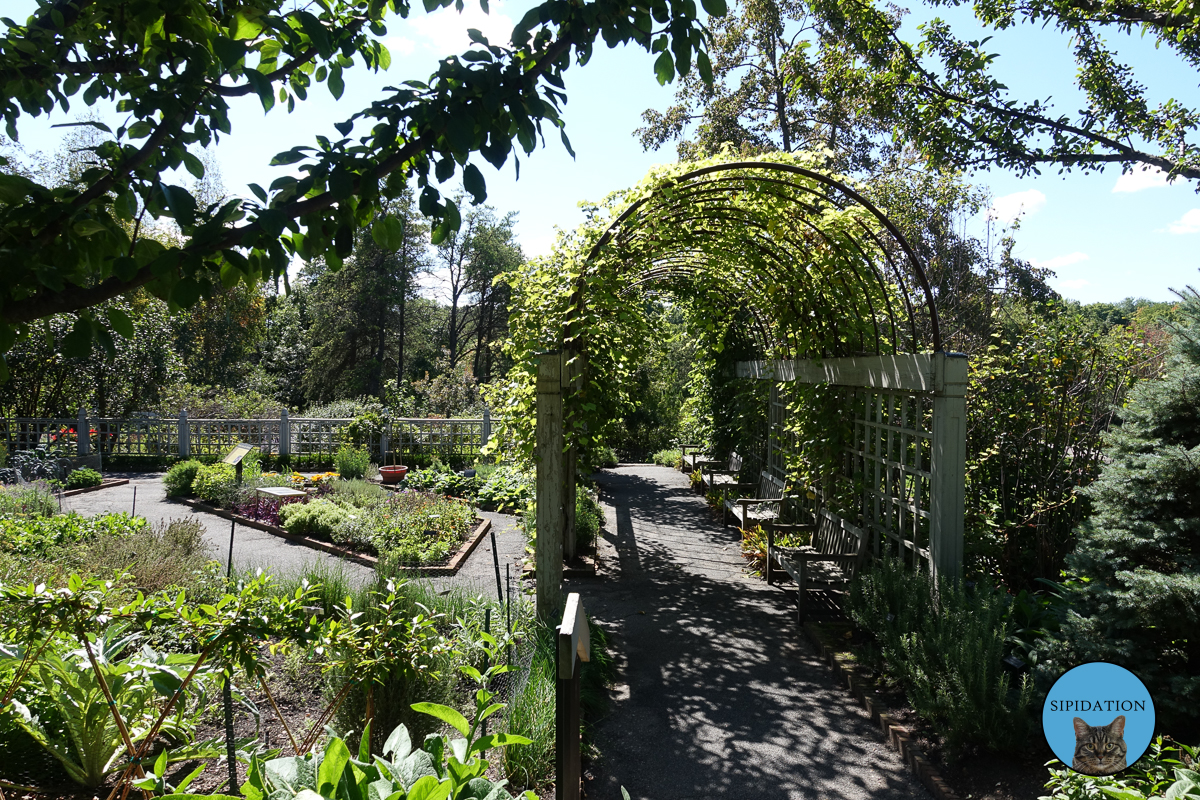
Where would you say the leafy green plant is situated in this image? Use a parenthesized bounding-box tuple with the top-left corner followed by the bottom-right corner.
(576, 487, 602, 550)
(1, 626, 218, 788)
(652, 447, 681, 467)
(193, 462, 239, 506)
(334, 444, 371, 480)
(0, 512, 146, 558)
(279, 498, 351, 540)
(1040, 738, 1199, 800)
(475, 465, 533, 512)
(848, 557, 1036, 757)
(65, 467, 103, 489)
(328, 478, 388, 508)
(0, 481, 58, 518)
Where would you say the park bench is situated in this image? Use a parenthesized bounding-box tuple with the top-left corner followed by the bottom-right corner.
(723, 470, 791, 529)
(766, 509, 868, 623)
(699, 450, 748, 494)
(679, 443, 708, 473)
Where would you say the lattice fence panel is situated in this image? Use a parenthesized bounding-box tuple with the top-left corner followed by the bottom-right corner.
(187, 419, 285, 457)
(385, 418, 489, 463)
(852, 389, 932, 567)
(92, 418, 178, 457)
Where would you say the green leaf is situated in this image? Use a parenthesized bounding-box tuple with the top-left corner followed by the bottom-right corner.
(62, 317, 93, 359)
(700, 0, 727, 15)
(462, 164, 486, 204)
(105, 307, 135, 338)
(654, 51, 675, 85)
(170, 278, 203, 309)
(329, 65, 345, 99)
(318, 737, 352, 795)
(182, 151, 206, 180)
(411, 703, 470, 737)
(126, 120, 154, 139)
(359, 720, 373, 762)
(405, 776, 450, 800)
(382, 724, 412, 761)
(467, 732, 531, 756)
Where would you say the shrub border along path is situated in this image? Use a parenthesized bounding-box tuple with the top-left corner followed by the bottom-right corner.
(173, 496, 492, 574)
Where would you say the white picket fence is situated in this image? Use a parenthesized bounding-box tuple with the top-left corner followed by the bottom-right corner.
(0, 409, 494, 464)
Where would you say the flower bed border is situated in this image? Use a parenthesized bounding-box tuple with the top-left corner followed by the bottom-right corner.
(61, 478, 130, 497)
(173, 496, 491, 575)
(802, 620, 960, 800)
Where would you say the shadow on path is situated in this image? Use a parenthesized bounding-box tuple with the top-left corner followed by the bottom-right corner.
(568, 466, 927, 800)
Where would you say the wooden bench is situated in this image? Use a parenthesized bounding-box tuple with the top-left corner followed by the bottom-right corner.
(679, 444, 707, 473)
(723, 470, 790, 529)
(699, 450, 747, 494)
(767, 509, 868, 623)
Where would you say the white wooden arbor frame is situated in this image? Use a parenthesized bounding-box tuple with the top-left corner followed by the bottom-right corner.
(738, 353, 967, 582)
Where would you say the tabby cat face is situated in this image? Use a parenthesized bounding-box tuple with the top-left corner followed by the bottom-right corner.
(1072, 715, 1127, 776)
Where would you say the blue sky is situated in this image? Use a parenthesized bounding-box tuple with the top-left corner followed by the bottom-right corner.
(8, 0, 1199, 304)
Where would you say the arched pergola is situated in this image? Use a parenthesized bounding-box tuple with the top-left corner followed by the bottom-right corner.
(508, 153, 966, 622)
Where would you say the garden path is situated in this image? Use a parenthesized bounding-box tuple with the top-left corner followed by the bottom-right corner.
(62, 474, 527, 595)
(568, 465, 929, 800)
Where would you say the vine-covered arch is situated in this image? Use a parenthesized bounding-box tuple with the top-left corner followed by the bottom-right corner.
(491, 153, 965, 621)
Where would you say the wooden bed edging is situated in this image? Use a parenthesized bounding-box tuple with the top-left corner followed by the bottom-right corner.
(173, 497, 491, 575)
(801, 621, 961, 800)
(62, 478, 130, 497)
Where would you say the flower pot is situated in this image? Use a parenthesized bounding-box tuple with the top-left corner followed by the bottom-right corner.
(379, 465, 408, 484)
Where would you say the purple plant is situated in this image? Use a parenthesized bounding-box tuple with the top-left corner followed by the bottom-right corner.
(233, 495, 307, 527)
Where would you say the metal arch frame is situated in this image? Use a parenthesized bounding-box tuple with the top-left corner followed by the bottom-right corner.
(580, 160, 942, 355)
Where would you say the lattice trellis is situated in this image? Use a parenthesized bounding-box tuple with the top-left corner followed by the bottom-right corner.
(746, 354, 966, 580)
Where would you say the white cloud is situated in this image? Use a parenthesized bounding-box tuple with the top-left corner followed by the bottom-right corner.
(385, 37, 416, 57)
(1058, 279, 1090, 291)
(1113, 164, 1175, 193)
(987, 189, 1046, 225)
(1167, 208, 1200, 235)
(1031, 251, 1089, 270)
(409, 2, 514, 53)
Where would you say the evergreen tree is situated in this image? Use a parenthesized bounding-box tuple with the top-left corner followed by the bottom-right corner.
(1059, 284, 1200, 733)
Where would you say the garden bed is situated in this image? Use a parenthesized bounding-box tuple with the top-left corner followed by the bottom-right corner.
(174, 496, 492, 575)
(803, 619, 1051, 800)
(60, 477, 129, 497)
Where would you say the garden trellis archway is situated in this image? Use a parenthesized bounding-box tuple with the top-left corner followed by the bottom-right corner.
(503, 153, 966, 622)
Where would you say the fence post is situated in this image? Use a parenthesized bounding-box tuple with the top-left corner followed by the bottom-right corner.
(77, 408, 89, 457)
(536, 350, 565, 625)
(930, 352, 967, 584)
(562, 353, 579, 562)
(279, 409, 290, 459)
(556, 593, 589, 800)
(379, 420, 388, 465)
(179, 409, 190, 458)
(482, 406, 491, 450)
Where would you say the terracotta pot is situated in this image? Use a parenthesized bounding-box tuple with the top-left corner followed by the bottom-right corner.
(379, 465, 408, 484)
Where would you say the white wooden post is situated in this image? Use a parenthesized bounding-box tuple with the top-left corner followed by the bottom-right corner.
(555, 593, 589, 800)
(280, 409, 290, 459)
(930, 352, 967, 583)
(563, 352, 579, 562)
(482, 406, 491, 449)
(77, 408, 89, 457)
(179, 409, 190, 458)
(536, 351, 565, 624)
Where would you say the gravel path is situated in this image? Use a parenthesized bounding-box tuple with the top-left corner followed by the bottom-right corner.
(62, 474, 527, 596)
(570, 465, 929, 800)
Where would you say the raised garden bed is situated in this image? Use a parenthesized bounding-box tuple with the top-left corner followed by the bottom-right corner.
(803, 619, 1051, 800)
(174, 496, 492, 575)
(60, 478, 129, 497)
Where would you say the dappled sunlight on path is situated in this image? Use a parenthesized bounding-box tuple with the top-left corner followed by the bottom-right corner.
(570, 465, 928, 800)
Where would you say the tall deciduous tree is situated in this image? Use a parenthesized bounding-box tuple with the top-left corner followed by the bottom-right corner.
(0, 0, 719, 380)
(465, 210, 522, 383)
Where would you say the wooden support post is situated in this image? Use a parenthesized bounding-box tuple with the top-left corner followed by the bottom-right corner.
(536, 351, 565, 624)
(930, 352, 967, 584)
(280, 409, 291, 459)
(556, 593, 590, 800)
(562, 351, 579, 563)
(76, 408, 89, 457)
(178, 409, 190, 458)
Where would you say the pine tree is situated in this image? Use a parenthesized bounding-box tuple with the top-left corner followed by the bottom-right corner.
(1059, 285, 1200, 733)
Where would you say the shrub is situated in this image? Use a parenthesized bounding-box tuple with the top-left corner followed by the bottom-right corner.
(192, 462, 238, 506)
(279, 497, 351, 540)
(576, 487, 602, 549)
(363, 492, 474, 565)
(0, 447, 63, 484)
(588, 444, 619, 470)
(652, 447, 682, 467)
(848, 557, 1036, 757)
(65, 467, 102, 489)
(475, 465, 533, 512)
(0, 481, 58, 517)
(328, 478, 388, 507)
(334, 443, 371, 480)
(63, 518, 219, 596)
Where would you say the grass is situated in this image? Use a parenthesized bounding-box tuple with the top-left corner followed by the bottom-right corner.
(502, 617, 614, 791)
